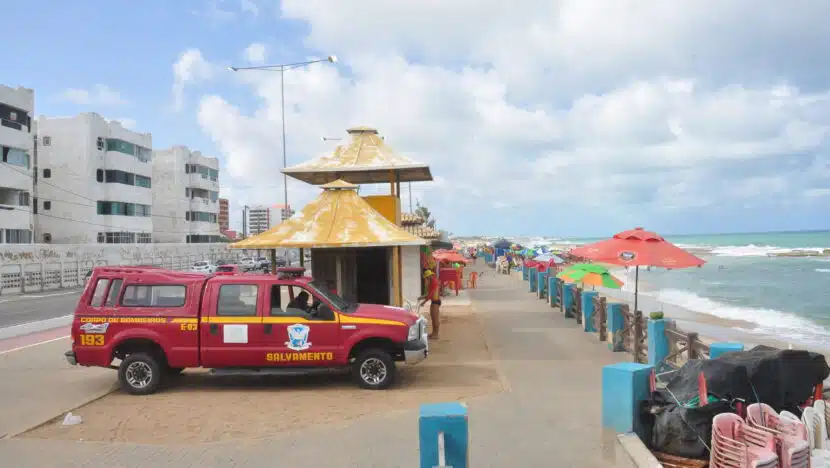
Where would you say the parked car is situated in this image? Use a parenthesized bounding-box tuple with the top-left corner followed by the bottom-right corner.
(274, 256, 287, 268)
(191, 261, 216, 274)
(65, 266, 428, 394)
(239, 257, 256, 271)
(214, 264, 240, 276)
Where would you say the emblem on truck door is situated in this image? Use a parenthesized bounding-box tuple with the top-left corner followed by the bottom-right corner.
(79, 322, 110, 334)
(286, 324, 312, 351)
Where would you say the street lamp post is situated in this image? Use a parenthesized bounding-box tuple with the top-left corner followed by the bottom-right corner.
(228, 56, 337, 213)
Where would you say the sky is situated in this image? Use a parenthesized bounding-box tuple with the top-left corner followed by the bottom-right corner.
(4, 0, 830, 238)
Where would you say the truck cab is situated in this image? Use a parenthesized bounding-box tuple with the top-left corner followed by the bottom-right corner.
(65, 266, 428, 395)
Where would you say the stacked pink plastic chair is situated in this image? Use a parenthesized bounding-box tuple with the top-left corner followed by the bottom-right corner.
(711, 412, 779, 467)
(746, 403, 810, 468)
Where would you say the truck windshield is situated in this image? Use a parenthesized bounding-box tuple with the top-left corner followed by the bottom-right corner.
(307, 280, 351, 312)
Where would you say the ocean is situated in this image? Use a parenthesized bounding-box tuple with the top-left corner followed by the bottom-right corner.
(528, 231, 830, 349)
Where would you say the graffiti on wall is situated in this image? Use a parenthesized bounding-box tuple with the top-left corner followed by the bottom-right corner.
(0, 243, 231, 266)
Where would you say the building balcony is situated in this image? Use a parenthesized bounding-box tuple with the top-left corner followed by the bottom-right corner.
(0, 165, 33, 191)
(189, 173, 219, 191)
(189, 197, 217, 212)
(0, 125, 32, 152)
(0, 206, 32, 230)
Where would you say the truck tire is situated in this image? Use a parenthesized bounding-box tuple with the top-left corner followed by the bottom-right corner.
(118, 352, 163, 395)
(352, 348, 396, 390)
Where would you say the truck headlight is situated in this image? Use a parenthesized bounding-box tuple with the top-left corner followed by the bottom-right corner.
(407, 322, 420, 341)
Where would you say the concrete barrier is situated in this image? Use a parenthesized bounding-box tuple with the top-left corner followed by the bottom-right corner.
(582, 290, 599, 332)
(419, 402, 469, 468)
(709, 341, 744, 359)
(615, 433, 662, 468)
(562, 283, 576, 318)
(602, 362, 653, 439)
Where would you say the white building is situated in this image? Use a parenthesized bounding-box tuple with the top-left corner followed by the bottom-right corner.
(35, 113, 153, 244)
(152, 146, 221, 243)
(0, 85, 35, 244)
(243, 203, 296, 237)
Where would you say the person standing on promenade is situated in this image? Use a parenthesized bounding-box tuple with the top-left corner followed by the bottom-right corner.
(419, 269, 442, 339)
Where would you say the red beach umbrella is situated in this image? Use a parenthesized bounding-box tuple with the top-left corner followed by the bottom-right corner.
(569, 227, 705, 313)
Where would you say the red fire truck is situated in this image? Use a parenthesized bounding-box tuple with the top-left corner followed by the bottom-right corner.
(65, 266, 428, 395)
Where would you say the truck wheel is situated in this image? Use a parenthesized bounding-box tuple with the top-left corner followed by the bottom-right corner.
(352, 348, 396, 389)
(118, 352, 163, 395)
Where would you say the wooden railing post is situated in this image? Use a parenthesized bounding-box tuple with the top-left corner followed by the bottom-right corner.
(633, 310, 643, 363)
(598, 296, 608, 342)
(686, 332, 698, 361)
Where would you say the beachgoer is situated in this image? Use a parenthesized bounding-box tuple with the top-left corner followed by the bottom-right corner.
(419, 270, 442, 339)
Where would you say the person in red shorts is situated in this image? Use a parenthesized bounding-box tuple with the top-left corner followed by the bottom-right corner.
(419, 269, 442, 339)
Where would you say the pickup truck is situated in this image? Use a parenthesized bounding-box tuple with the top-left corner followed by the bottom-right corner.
(65, 266, 428, 395)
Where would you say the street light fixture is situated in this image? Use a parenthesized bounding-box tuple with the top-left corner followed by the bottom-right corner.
(228, 55, 338, 213)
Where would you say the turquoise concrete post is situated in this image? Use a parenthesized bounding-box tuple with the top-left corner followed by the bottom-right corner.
(709, 342, 744, 359)
(647, 319, 670, 367)
(537, 271, 548, 299)
(602, 363, 654, 438)
(607, 303, 625, 351)
(419, 402, 469, 468)
(522, 265, 529, 281)
(582, 291, 599, 332)
(548, 277, 559, 307)
(529, 269, 537, 293)
(562, 283, 575, 318)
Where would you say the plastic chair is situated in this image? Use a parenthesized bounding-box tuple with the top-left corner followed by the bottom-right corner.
(747, 403, 810, 468)
(710, 412, 779, 467)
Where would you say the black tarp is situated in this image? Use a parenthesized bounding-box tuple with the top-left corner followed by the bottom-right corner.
(648, 346, 830, 459)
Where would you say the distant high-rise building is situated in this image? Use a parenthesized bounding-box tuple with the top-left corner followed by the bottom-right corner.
(0, 85, 34, 244)
(218, 197, 229, 232)
(274, 203, 295, 221)
(246, 205, 273, 236)
(152, 146, 221, 243)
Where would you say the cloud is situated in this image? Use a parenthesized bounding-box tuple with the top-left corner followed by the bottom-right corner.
(191, 1, 830, 235)
(172, 49, 216, 111)
(196, 0, 260, 23)
(60, 85, 128, 106)
(243, 43, 267, 64)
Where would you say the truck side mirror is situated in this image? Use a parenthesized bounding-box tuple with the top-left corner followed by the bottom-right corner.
(317, 304, 335, 321)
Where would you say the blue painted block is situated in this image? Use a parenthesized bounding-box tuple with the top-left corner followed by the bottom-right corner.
(582, 291, 599, 332)
(607, 303, 625, 351)
(420, 402, 469, 468)
(647, 319, 670, 367)
(522, 265, 529, 281)
(602, 362, 654, 438)
(709, 342, 744, 359)
(537, 271, 549, 299)
(562, 283, 576, 318)
(548, 277, 558, 307)
(529, 269, 537, 293)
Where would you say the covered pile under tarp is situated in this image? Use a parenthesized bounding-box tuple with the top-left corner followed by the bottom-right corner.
(647, 346, 830, 459)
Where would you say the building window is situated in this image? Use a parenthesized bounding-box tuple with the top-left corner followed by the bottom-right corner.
(3, 229, 32, 244)
(135, 175, 151, 188)
(105, 138, 151, 163)
(96, 137, 105, 151)
(42, 136, 51, 146)
(43, 168, 51, 178)
(186, 211, 217, 223)
(18, 192, 29, 206)
(186, 234, 222, 243)
(96, 201, 151, 217)
(1, 146, 31, 169)
(137, 233, 152, 243)
(97, 232, 105, 243)
(43, 200, 51, 210)
(96, 169, 103, 182)
(43, 233, 52, 243)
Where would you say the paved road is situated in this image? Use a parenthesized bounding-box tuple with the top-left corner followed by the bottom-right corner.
(0, 265, 630, 467)
(0, 290, 81, 329)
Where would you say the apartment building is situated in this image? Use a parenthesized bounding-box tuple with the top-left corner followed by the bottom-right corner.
(219, 197, 229, 233)
(275, 203, 295, 221)
(35, 113, 153, 244)
(152, 146, 221, 243)
(0, 85, 35, 244)
(245, 205, 273, 236)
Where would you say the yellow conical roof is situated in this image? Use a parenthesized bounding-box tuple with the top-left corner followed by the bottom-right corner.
(231, 181, 425, 249)
(282, 126, 433, 185)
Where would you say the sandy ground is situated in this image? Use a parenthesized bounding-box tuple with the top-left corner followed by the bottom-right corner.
(22, 305, 504, 445)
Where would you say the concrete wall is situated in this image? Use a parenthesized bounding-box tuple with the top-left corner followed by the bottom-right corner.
(0, 242, 240, 295)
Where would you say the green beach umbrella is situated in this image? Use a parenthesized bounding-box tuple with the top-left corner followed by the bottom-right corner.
(556, 263, 624, 289)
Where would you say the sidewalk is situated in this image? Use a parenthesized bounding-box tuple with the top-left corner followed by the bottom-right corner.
(0, 266, 629, 467)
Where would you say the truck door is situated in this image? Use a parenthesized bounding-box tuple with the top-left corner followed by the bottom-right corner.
(261, 283, 341, 367)
(199, 281, 265, 368)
